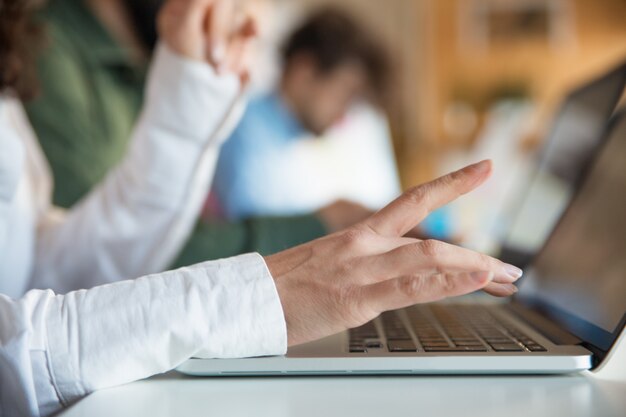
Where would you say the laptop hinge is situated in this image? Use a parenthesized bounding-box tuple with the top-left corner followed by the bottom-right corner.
(505, 302, 584, 345)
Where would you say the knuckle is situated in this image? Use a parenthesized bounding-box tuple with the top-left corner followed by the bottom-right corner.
(447, 168, 464, 184)
(335, 284, 354, 306)
(404, 185, 429, 207)
(339, 227, 372, 249)
(419, 239, 443, 257)
(335, 285, 369, 324)
(337, 259, 358, 279)
(436, 273, 457, 294)
(398, 276, 423, 299)
(438, 171, 463, 198)
(439, 172, 456, 187)
(341, 229, 363, 246)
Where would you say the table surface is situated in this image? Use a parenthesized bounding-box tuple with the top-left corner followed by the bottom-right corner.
(60, 370, 626, 417)
(59, 327, 626, 417)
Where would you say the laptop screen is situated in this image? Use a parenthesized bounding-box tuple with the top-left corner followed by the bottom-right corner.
(518, 112, 626, 351)
(502, 62, 626, 258)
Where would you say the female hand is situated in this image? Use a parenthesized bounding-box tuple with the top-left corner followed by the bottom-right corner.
(158, 0, 256, 82)
(265, 160, 523, 347)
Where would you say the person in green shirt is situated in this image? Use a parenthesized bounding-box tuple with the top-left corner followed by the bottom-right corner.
(25, 0, 372, 268)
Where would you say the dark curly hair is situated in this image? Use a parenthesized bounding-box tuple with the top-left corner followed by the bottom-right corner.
(282, 7, 391, 105)
(0, 0, 42, 99)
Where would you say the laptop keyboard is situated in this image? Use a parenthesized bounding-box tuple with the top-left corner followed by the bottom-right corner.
(348, 305, 546, 353)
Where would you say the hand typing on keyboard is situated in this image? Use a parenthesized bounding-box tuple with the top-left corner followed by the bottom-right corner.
(265, 160, 524, 347)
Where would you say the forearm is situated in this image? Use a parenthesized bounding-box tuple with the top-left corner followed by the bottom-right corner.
(31, 44, 244, 293)
(0, 253, 286, 416)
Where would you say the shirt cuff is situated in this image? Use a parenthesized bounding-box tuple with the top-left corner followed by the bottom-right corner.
(195, 253, 288, 358)
(44, 253, 287, 406)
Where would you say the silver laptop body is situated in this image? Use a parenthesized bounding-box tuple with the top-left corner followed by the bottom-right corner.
(178, 91, 626, 378)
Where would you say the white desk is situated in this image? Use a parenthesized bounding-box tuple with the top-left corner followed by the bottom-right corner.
(60, 371, 626, 417)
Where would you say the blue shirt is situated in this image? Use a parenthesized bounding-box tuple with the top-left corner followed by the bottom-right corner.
(214, 92, 308, 219)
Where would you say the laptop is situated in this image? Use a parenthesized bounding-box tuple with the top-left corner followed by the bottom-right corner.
(177, 109, 626, 377)
(498, 59, 626, 268)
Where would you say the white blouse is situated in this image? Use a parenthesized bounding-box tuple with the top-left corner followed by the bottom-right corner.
(0, 45, 287, 417)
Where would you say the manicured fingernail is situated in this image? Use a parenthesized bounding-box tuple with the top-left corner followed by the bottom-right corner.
(211, 42, 226, 65)
(464, 160, 492, 187)
(504, 284, 519, 294)
(503, 264, 523, 280)
(470, 271, 493, 284)
(471, 160, 491, 174)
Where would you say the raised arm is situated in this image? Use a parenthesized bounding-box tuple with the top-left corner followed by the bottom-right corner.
(29, 0, 257, 292)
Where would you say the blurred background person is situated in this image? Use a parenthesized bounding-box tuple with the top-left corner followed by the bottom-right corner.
(24, 0, 373, 270)
(1, 1, 521, 413)
(25, 0, 626, 261)
(211, 7, 402, 220)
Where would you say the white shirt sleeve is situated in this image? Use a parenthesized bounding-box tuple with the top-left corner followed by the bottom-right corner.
(0, 253, 287, 417)
(29, 43, 245, 293)
(0, 124, 24, 250)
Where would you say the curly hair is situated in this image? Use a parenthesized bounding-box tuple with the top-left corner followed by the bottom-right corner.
(0, 0, 42, 99)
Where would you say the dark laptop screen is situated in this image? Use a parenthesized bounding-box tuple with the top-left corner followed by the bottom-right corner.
(502, 62, 626, 259)
(518, 112, 626, 351)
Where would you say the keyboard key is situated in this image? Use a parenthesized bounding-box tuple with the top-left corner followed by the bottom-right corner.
(381, 313, 413, 340)
(421, 342, 450, 347)
(386, 331, 411, 339)
(453, 340, 484, 346)
(424, 346, 488, 352)
(526, 344, 547, 352)
(365, 341, 383, 349)
(490, 343, 524, 352)
(349, 347, 367, 353)
(349, 320, 379, 350)
(388, 339, 417, 352)
(484, 338, 513, 344)
(348, 342, 367, 352)
(418, 336, 446, 342)
(349, 322, 379, 339)
(371, 305, 542, 356)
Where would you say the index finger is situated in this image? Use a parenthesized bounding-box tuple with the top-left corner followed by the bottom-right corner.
(363, 160, 492, 237)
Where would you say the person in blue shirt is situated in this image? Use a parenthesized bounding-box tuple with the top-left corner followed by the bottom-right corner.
(213, 8, 390, 220)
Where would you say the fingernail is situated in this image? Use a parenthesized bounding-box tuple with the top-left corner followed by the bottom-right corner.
(464, 160, 492, 187)
(471, 160, 491, 174)
(470, 271, 493, 284)
(503, 264, 523, 281)
(211, 42, 226, 65)
(504, 284, 519, 294)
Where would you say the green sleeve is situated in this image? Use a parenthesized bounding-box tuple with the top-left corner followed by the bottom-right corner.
(244, 215, 328, 255)
(25, 27, 100, 207)
(170, 215, 328, 268)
